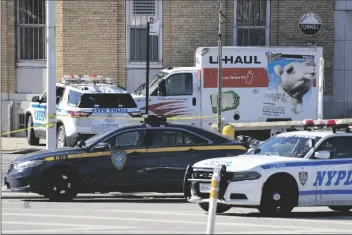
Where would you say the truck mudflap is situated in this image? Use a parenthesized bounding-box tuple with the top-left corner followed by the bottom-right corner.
(185, 166, 232, 200)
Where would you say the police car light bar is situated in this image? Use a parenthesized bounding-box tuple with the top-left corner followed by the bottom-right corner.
(61, 74, 112, 84)
(302, 118, 352, 132)
(143, 115, 167, 125)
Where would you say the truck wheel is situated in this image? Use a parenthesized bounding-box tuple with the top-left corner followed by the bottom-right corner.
(43, 168, 78, 202)
(57, 125, 67, 148)
(259, 179, 296, 216)
(198, 202, 231, 214)
(328, 206, 352, 212)
(27, 115, 40, 145)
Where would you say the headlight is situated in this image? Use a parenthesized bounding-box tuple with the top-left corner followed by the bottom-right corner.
(14, 160, 44, 171)
(232, 171, 261, 181)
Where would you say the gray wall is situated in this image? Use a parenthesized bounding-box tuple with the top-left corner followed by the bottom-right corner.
(326, 0, 352, 118)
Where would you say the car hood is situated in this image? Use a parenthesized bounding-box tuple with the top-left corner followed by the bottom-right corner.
(14, 147, 85, 162)
(192, 154, 307, 172)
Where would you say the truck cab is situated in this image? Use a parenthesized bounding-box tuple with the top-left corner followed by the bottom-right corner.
(132, 67, 203, 126)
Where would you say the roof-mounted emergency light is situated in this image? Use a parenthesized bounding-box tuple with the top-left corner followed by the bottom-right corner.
(143, 115, 167, 125)
(302, 118, 351, 133)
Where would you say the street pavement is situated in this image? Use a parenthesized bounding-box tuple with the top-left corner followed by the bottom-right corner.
(2, 153, 352, 234)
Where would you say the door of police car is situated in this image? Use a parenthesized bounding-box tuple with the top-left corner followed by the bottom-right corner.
(144, 128, 209, 191)
(313, 136, 352, 204)
(90, 128, 147, 190)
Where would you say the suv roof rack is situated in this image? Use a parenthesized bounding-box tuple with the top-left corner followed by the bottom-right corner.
(60, 74, 113, 85)
(302, 119, 351, 133)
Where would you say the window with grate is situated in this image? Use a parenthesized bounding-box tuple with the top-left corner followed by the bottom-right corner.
(127, 0, 161, 63)
(236, 0, 268, 46)
(17, 0, 46, 60)
(133, 0, 155, 15)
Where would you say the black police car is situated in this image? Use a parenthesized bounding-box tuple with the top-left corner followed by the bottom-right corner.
(4, 115, 247, 201)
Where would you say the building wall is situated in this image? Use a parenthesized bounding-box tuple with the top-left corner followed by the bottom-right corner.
(56, 0, 126, 87)
(1, 0, 16, 94)
(330, 1, 352, 118)
(163, 0, 234, 68)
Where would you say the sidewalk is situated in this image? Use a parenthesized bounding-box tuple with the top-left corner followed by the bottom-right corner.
(1, 137, 46, 153)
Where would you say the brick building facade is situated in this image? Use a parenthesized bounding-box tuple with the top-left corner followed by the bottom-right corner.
(1, 0, 352, 135)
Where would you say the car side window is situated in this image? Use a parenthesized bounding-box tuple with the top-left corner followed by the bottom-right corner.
(147, 129, 208, 147)
(104, 130, 144, 148)
(56, 86, 65, 104)
(315, 137, 352, 159)
(164, 73, 193, 96)
(40, 92, 47, 103)
(68, 90, 82, 107)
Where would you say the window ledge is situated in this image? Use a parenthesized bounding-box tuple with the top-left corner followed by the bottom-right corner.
(126, 62, 163, 69)
(17, 61, 46, 68)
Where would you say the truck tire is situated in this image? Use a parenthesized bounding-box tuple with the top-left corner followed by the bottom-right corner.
(27, 115, 40, 145)
(198, 202, 231, 214)
(56, 125, 67, 148)
(328, 206, 352, 212)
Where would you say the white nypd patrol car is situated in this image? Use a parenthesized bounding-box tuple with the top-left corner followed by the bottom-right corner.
(183, 119, 352, 215)
(25, 75, 141, 147)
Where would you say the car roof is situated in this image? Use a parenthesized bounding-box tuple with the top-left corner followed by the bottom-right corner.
(57, 82, 129, 94)
(100, 122, 241, 143)
(277, 130, 352, 138)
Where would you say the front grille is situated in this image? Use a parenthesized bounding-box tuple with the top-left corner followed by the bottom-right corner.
(190, 170, 233, 200)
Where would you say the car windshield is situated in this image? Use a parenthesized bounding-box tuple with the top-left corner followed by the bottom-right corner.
(247, 135, 322, 158)
(137, 72, 169, 95)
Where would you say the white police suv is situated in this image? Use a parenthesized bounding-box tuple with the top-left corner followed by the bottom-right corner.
(25, 75, 141, 147)
(184, 119, 352, 215)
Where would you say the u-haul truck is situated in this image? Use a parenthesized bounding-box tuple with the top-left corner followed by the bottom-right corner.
(132, 46, 324, 139)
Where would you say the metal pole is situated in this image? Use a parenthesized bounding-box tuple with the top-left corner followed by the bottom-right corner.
(206, 164, 222, 234)
(145, 21, 150, 115)
(317, 57, 324, 120)
(216, 0, 223, 133)
(46, 0, 56, 149)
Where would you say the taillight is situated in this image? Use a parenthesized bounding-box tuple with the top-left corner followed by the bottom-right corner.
(128, 111, 142, 117)
(70, 111, 92, 118)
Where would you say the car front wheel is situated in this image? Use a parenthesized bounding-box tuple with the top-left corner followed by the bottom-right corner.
(42, 168, 78, 202)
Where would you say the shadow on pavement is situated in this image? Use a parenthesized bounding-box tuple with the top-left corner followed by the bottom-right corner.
(21, 197, 188, 203)
(220, 210, 352, 220)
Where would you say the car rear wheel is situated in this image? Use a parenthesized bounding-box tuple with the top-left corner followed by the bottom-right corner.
(57, 125, 67, 148)
(198, 202, 231, 214)
(27, 115, 40, 145)
(43, 169, 78, 201)
(329, 206, 352, 212)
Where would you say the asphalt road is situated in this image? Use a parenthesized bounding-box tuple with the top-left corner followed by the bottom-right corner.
(2, 153, 352, 234)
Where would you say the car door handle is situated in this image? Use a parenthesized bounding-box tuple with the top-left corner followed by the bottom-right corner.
(188, 148, 197, 153)
(192, 97, 196, 106)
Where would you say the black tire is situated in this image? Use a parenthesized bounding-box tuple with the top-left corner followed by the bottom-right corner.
(258, 180, 296, 216)
(198, 202, 231, 214)
(42, 168, 78, 202)
(57, 125, 67, 148)
(329, 206, 352, 212)
(27, 115, 40, 145)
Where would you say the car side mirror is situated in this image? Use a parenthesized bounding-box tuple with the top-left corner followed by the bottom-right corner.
(32, 96, 40, 102)
(93, 142, 110, 151)
(314, 150, 331, 159)
(77, 140, 86, 148)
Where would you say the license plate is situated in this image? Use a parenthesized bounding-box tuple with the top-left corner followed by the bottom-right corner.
(199, 183, 211, 193)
